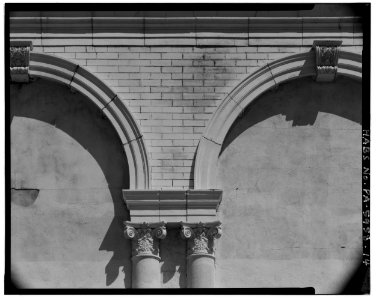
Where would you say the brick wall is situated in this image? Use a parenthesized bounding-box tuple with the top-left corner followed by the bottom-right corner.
(32, 43, 362, 189)
(11, 11, 362, 190)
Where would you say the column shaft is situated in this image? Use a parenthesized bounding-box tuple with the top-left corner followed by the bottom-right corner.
(124, 222, 166, 288)
(181, 222, 222, 288)
(132, 256, 160, 288)
(188, 255, 215, 288)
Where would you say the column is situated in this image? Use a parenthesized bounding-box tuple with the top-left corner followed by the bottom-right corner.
(180, 221, 222, 288)
(124, 221, 167, 288)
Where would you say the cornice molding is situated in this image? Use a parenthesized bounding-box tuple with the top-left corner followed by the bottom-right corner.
(10, 17, 362, 47)
(123, 189, 222, 224)
(10, 16, 362, 30)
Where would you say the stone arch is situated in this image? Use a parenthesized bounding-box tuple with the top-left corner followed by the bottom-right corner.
(28, 52, 150, 189)
(194, 50, 362, 189)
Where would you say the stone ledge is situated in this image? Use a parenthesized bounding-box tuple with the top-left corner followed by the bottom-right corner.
(10, 16, 362, 34)
(10, 16, 362, 47)
(123, 189, 222, 224)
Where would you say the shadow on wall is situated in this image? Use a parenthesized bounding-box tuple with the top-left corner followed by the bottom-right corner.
(10, 78, 131, 288)
(160, 229, 187, 288)
(188, 149, 197, 190)
(216, 75, 363, 293)
(220, 76, 362, 155)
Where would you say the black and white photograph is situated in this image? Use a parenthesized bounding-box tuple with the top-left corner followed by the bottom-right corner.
(4, 1, 371, 295)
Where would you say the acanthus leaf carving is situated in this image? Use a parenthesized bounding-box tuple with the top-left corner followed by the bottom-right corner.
(124, 221, 166, 258)
(313, 40, 342, 82)
(180, 221, 222, 256)
(10, 41, 33, 83)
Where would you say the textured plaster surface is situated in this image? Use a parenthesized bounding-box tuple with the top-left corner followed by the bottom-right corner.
(9, 57, 363, 289)
(215, 77, 362, 293)
(10, 79, 131, 288)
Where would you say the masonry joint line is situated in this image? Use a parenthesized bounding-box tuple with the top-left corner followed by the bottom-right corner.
(185, 190, 189, 222)
(123, 135, 143, 146)
(266, 63, 278, 88)
(203, 135, 221, 146)
(69, 64, 80, 88)
(91, 15, 94, 47)
(101, 94, 118, 111)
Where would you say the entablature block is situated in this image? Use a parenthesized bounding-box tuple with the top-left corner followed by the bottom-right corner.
(123, 189, 222, 225)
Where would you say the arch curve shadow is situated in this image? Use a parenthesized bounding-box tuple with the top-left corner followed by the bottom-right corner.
(10, 77, 132, 288)
(220, 76, 362, 155)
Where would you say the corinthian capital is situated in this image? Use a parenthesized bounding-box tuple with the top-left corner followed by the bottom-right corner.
(180, 221, 222, 256)
(10, 41, 33, 83)
(124, 221, 167, 258)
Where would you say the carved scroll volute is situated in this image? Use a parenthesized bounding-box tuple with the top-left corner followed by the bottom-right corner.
(313, 40, 342, 82)
(10, 41, 33, 83)
(180, 221, 222, 257)
(124, 221, 167, 258)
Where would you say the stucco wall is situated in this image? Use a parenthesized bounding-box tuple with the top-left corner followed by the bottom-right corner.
(9, 72, 363, 292)
(9, 7, 365, 291)
(215, 77, 362, 293)
(11, 79, 131, 288)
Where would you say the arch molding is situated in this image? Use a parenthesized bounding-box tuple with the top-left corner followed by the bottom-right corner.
(194, 50, 362, 189)
(28, 52, 150, 189)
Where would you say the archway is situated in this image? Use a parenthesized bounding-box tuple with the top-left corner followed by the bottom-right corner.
(214, 76, 362, 293)
(194, 50, 362, 189)
(10, 53, 150, 288)
(193, 50, 363, 293)
(28, 52, 150, 189)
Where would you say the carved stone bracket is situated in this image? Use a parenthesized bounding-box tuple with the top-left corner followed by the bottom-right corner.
(124, 221, 167, 259)
(180, 221, 222, 257)
(313, 40, 342, 82)
(10, 41, 33, 83)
